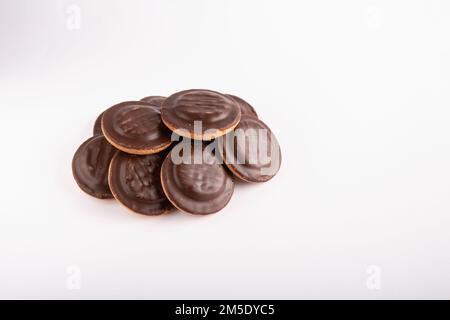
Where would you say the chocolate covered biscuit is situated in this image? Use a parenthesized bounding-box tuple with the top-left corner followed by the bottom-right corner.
(109, 151, 173, 215)
(161, 143, 234, 215)
(72, 135, 117, 199)
(218, 115, 281, 182)
(102, 101, 172, 155)
(161, 89, 241, 140)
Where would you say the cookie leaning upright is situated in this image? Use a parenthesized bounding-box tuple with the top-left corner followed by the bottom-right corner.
(161, 89, 241, 140)
(101, 101, 172, 155)
(217, 115, 282, 183)
(72, 135, 117, 199)
(93, 111, 104, 135)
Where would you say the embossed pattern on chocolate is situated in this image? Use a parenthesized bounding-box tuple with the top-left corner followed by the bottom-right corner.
(161, 144, 234, 215)
(226, 94, 258, 118)
(72, 135, 117, 199)
(161, 89, 241, 140)
(102, 101, 172, 155)
(109, 151, 173, 215)
(218, 115, 282, 182)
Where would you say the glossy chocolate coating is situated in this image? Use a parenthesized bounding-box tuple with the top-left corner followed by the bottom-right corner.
(108, 151, 173, 215)
(101, 101, 172, 154)
(161, 89, 241, 140)
(226, 94, 258, 118)
(139, 95, 166, 108)
(161, 143, 234, 215)
(72, 135, 117, 199)
(93, 112, 104, 135)
(218, 115, 282, 182)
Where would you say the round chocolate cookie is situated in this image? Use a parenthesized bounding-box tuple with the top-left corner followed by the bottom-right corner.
(101, 101, 172, 155)
(140, 95, 166, 108)
(226, 94, 258, 118)
(161, 89, 241, 140)
(160, 143, 235, 215)
(93, 112, 104, 135)
(217, 115, 282, 182)
(108, 151, 173, 215)
(72, 135, 117, 199)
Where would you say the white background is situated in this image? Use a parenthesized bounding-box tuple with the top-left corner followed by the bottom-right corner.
(0, 0, 449, 299)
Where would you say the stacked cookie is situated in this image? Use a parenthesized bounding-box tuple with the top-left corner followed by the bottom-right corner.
(72, 89, 281, 216)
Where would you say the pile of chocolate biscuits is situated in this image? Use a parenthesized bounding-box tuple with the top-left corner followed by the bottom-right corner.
(72, 89, 281, 216)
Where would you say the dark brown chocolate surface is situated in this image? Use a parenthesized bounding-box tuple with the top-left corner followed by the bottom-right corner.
(93, 112, 104, 135)
(226, 94, 258, 118)
(101, 101, 172, 154)
(72, 135, 117, 199)
(218, 115, 282, 182)
(161, 143, 234, 215)
(161, 89, 241, 140)
(108, 151, 173, 215)
(139, 95, 166, 108)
